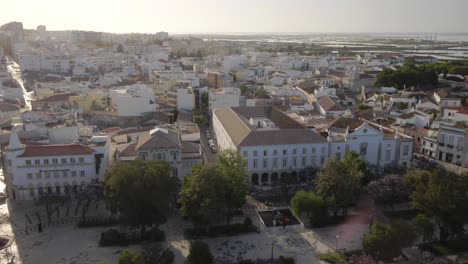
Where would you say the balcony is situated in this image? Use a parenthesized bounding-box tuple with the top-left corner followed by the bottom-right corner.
(447, 144, 454, 149)
(438, 142, 445, 146)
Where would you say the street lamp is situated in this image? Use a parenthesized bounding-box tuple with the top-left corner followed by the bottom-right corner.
(335, 234, 340, 251)
(271, 219, 276, 261)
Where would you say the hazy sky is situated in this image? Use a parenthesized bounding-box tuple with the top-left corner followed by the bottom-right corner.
(2, 0, 467, 33)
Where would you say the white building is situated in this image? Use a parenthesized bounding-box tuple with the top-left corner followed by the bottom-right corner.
(436, 123, 467, 166)
(176, 87, 195, 111)
(213, 106, 413, 185)
(110, 84, 158, 116)
(117, 128, 202, 178)
(208, 87, 240, 111)
(2, 131, 111, 200)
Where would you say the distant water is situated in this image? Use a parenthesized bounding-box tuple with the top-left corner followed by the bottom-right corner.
(191, 32, 468, 43)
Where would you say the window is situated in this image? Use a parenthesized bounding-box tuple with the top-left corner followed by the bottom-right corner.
(63, 171, 68, 177)
(385, 150, 391, 161)
(263, 159, 268, 168)
(71, 171, 77, 177)
(293, 148, 297, 155)
(360, 143, 368, 156)
(79, 157, 84, 163)
(54, 171, 59, 178)
(36, 172, 41, 179)
(44, 159, 49, 165)
(243, 151, 248, 157)
(301, 157, 306, 166)
(253, 150, 258, 157)
(157, 153, 162, 160)
(273, 158, 278, 168)
(336, 153, 341, 160)
(35, 160, 40, 165)
(173, 153, 177, 160)
(311, 148, 316, 154)
(282, 158, 287, 167)
(283, 149, 287, 155)
(26, 160, 31, 165)
(321, 156, 325, 165)
(430, 143, 433, 148)
(403, 145, 409, 156)
(61, 158, 67, 164)
(302, 148, 306, 154)
(311, 156, 317, 166)
(52, 158, 58, 164)
(45, 172, 50, 178)
(292, 158, 297, 166)
(70, 158, 76, 164)
(80, 170, 85, 177)
(27, 173, 33, 179)
(263, 150, 267, 156)
(273, 149, 278, 156)
(253, 159, 258, 169)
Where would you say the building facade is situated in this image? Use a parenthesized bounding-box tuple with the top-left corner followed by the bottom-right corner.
(2, 132, 111, 200)
(213, 106, 413, 185)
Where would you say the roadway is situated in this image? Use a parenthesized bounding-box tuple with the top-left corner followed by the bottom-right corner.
(199, 124, 218, 164)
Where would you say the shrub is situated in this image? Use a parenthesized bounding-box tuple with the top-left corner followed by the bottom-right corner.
(184, 223, 255, 239)
(187, 240, 213, 264)
(243, 217, 253, 227)
(279, 255, 295, 264)
(99, 229, 128, 247)
(77, 216, 120, 228)
(319, 252, 346, 264)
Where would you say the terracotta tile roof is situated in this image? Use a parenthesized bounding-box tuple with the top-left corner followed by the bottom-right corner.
(0, 103, 20, 112)
(118, 142, 138, 158)
(40, 93, 78, 102)
(181, 141, 200, 153)
(457, 107, 468, 115)
(101, 127, 121, 134)
(318, 96, 345, 112)
(17, 144, 95, 157)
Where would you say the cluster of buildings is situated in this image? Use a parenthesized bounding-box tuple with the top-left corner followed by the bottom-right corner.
(0, 21, 467, 200)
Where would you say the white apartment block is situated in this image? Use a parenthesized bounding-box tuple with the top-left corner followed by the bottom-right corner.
(436, 123, 467, 166)
(2, 132, 111, 200)
(213, 107, 413, 185)
(208, 87, 240, 112)
(109, 84, 158, 116)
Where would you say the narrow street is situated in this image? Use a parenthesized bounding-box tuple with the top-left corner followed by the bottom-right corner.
(6, 58, 33, 111)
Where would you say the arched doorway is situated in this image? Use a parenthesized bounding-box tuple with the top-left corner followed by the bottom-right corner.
(280, 171, 289, 181)
(291, 171, 298, 181)
(271, 172, 279, 183)
(251, 173, 259, 185)
(261, 173, 269, 184)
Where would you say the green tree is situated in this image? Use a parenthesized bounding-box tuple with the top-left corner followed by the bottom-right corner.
(186, 240, 213, 264)
(180, 150, 248, 226)
(179, 165, 227, 226)
(316, 157, 363, 216)
(404, 169, 468, 241)
(217, 150, 249, 224)
(368, 174, 409, 212)
(342, 151, 371, 186)
(391, 219, 417, 248)
(104, 160, 179, 236)
(118, 250, 145, 264)
(412, 214, 435, 242)
(193, 115, 207, 127)
(363, 221, 402, 260)
(291, 191, 328, 227)
(143, 244, 175, 264)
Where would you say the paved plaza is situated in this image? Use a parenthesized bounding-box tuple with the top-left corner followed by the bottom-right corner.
(0, 196, 370, 264)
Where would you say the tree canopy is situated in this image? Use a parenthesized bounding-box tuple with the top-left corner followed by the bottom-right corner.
(291, 191, 328, 227)
(104, 160, 179, 234)
(404, 169, 468, 241)
(186, 240, 213, 264)
(180, 150, 248, 226)
(375, 62, 438, 89)
(316, 152, 365, 216)
(368, 174, 409, 212)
